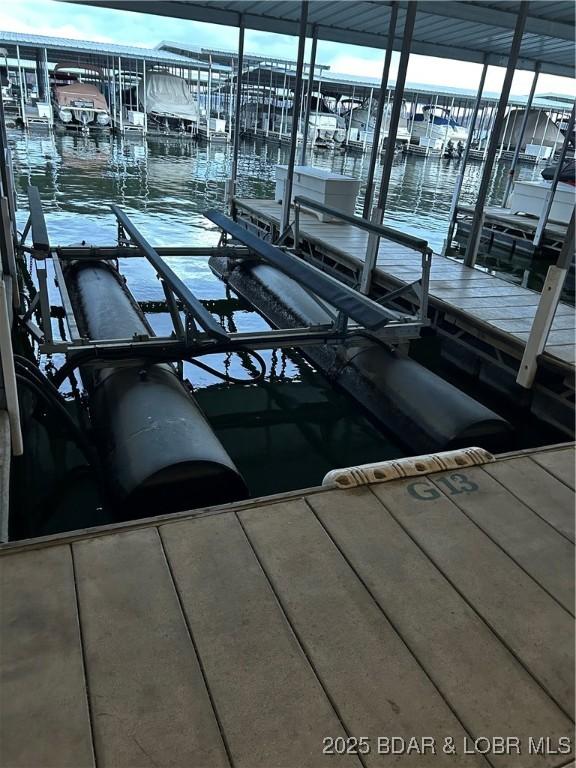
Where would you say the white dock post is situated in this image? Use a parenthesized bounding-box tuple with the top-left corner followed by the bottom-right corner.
(142, 58, 147, 134)
(362, 87, 373, 152)
(118, 56, 124, 134)
(517, 210, 574, 389)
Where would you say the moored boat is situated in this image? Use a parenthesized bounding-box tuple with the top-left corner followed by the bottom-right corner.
(51, 64, 110, 129)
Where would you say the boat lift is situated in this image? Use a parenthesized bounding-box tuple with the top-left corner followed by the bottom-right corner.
(18, 185, 431, 384)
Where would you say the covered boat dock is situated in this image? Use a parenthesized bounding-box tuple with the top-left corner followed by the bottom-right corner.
(0, 1, 574, 765)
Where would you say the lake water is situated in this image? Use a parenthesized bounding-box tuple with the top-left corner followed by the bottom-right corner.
(7, 128, 549, 527)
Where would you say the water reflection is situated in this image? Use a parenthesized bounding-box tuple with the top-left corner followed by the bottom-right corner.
(8, 129, 551, 498)
(12, 128, 543, 252)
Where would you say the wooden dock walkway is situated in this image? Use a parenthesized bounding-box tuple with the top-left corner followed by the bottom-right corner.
(233, 198, 575, 373)
(1, 443, 574, 768)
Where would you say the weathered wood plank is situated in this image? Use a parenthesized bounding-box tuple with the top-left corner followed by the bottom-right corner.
(0, 546, 95, 768)
(73, 528, 229, 768)
(426, 466, 574, 613)
(494, 316, 575, 332)
(514, 328, 575, 346)
(466, 306, 572, 321)
(160, 514, 358, 768)
(446, 295, 542, 308)
(240, 499, 486, 767)
(543, 344, 576, 363)
(370, 479, 574, 719)
(483, 456, 575, 542)
(432, 285, 528, 298)
(530, 448, 576, 490)
(309, 487, 573, 767)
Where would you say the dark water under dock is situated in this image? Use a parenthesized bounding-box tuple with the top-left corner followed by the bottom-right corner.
(8, 129, 557, 531)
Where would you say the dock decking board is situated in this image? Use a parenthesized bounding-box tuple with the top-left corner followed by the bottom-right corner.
(234, 199, 575, 374)
(160, 514, 357, 768)
(0, 546, 95, 768)
(239, 499, 486, 768)
(482, 456, 575, 542)
(1, 444, 574, 767)
(531, 447, 576, 490)
(371, 473, 575, 720)
(310, 488, 572, 768)
(73, 528, 230, 768)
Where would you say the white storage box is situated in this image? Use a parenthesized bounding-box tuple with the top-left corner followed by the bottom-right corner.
(509, 181, 575, 225)
(208, 117, 227, 132)
(275, 165, 361, 222)
(36, 103, 51, 119)
(524, 143, 552, 160)
(125, 110, 145, 127)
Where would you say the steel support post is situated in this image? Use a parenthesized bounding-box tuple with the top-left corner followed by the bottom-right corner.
(503, 65, 540, 205)
(361, 1, 416, 294)
(228, 21, 245, 206)
(281, 0, 309, 235)
(517, 209, 574, 388)
(533, 103, 575, 248)
(443, 61, 488, 254)
(464, 2, 528, 268)
(362, 1, 398, 219)
(300, 27, 317, 165)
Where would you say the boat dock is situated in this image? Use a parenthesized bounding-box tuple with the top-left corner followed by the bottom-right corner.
(1, 442, 574, 767)
(233, 197, 575, 432)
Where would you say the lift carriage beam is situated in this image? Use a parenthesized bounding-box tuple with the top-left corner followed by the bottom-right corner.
(23, 192, 424, 367)
(204, 209, 401, 331)
(111, 205, 229, 342)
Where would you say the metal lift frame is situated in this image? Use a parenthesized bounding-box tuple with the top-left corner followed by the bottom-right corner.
(18, 188, 429, 374)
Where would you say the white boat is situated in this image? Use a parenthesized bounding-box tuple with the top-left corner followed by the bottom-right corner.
(499, 108, 564, 151)
(145, 70, 199, 133)
(306, 96, 347, 145)
(245, 94, 346, 146)
(51, 65, 110, 129)
(409, 105, 468, 145)
(345, 99, 411, 144)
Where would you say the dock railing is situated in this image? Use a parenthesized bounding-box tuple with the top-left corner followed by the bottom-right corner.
(292, 195, 432, 324)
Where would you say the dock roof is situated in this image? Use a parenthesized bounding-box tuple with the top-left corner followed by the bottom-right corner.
(72, 0, 575, 79)
(0, 30, 227, 71)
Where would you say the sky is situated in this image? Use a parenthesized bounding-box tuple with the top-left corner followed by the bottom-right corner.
(2, 0, 575, 98)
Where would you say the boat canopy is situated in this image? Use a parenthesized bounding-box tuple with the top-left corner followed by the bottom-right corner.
(145, 71, 199, 121)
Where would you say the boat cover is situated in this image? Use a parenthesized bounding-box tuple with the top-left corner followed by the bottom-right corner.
(145, 71, 199, 121)
(55, 82, 108, 112)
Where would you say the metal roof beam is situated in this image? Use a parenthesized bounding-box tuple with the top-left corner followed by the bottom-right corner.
(416, 1, 575, 42)
(60, 0, 576, 78)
